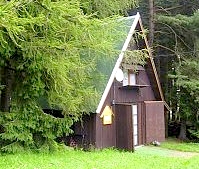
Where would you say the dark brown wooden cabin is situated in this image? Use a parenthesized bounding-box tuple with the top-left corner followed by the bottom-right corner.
(69, 13, 169, 151)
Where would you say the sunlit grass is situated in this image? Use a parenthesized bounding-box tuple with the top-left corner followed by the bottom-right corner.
(0, 145, 199, 169)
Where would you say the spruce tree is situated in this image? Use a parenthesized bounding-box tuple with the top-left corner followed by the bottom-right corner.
(0, 0, 137, 152)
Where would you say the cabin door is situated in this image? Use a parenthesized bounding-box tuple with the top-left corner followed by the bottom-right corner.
(115, 104, 133, 151)
(144, 101, 165, 144)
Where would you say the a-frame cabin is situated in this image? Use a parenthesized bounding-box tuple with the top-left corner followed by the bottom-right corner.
(69, 13, 169, 151)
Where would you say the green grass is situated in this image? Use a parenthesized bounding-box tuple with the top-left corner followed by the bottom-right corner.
(1, 140, 199, 169)
(161, 138, 199, 152)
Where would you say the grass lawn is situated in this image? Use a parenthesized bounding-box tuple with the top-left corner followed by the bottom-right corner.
(161, 138, 199, 152)
(0, 140, 199, 169)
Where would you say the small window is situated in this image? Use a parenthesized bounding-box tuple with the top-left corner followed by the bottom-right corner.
(129, 72, 136, 85)
(122, 69, 136, 86)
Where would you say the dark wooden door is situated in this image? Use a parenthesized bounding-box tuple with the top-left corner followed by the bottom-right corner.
(115, 104, 134, 151)
(144, 101, 165, 144)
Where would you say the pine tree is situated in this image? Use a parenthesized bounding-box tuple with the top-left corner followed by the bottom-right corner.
(0, 0, 137, 152)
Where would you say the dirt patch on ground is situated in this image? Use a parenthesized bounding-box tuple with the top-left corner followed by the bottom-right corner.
(135, 146, 199, 158)
(169, 150, 199, 158)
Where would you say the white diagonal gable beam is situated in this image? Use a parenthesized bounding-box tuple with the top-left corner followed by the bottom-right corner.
(96, 12, 140, 114)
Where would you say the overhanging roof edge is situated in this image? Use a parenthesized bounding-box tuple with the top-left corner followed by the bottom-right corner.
(96, 12, 141, 114)
(138, 17, 165, 101)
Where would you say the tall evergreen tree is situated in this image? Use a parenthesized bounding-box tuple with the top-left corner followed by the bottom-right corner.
(158, 12, 199, 139)
(0, 0, 137, 152)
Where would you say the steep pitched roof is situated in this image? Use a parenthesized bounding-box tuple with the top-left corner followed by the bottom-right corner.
(96, 12, 167, 113)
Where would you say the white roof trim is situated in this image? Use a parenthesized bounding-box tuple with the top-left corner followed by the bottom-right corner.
(96, 12, 141, 114)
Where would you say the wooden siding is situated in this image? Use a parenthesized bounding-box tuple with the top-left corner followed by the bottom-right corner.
(138, 70, 156, 101)
(113, 67, 156, 104)
(82, 114, 96, 147)
(114, 82, 139, 103)
(99, 66, 156, 110)
(95, 112, 116, 149)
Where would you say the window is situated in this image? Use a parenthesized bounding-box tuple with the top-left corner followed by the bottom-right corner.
(123, 69, 136, 86)
(129, 72, 136, 85)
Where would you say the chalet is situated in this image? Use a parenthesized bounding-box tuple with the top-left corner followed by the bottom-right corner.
(69, 13, 169, 151)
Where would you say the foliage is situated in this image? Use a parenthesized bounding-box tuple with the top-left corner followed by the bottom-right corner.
(0, 84, 5, 95)
(0, 104, 73, 153)
(123, 31, 149, 67)
(0, 0, 140, 152)
(158, 12, 199, 136)
(138, 0, 199, 140)
(80, 0, 137, 18)
(123, 49, 148, 68)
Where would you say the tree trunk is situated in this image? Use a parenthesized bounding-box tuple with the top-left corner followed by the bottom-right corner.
(148, 0, 154, 47)
(178, 119, 187, 140)
(0, 65, 14, 112)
